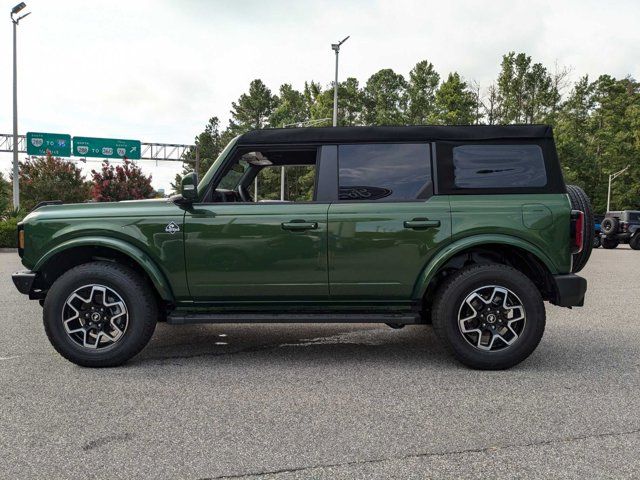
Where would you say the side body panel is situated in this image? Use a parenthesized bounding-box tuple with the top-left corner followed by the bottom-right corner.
(448, 193, 571, 272)
(410, 194, 571, 301)
(184, 203, 329, 301)
(327, 196, 451, 301)
(21, 200, 188, 301)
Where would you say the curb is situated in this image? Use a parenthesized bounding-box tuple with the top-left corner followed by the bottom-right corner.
(0, 248, 18, 253)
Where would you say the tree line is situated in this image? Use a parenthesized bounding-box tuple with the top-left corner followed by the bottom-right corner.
(178, 51, 640, 213)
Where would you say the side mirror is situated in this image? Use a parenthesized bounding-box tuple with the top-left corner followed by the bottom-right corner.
(181, 172, 198, 202)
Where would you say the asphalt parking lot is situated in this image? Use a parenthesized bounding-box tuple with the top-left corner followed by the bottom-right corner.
(1, 248, 639, 479)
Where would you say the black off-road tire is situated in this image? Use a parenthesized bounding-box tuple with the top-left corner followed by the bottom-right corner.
(432, 264, 546, 370)
(601, 217, 618, 237)
(566, 185, 594, 273)
(630, 234, 640, 251)
(592, 236, 601, 248)
(43, 262, 158, 367)
(601, 238, 619, 249)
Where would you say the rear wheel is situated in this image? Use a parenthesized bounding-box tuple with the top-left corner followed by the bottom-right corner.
(566, 185, 594, 272)
(432, 264, 545, 370)
(43, 262, 158, 367)
(630, 235, 640, 251)
(601, 238, 619, 249)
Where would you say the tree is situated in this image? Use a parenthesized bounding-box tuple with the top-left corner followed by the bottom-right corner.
(362, 68, 408, 125)
(229, 79, 277, 132)
(0, 172, 10, 213)
(18, 152, 91, 211)
(407, 60, 440, 124)
(91, 160, 155, 202)
(495, 52, 558, 124)
(269, 84, 309, 127)
(180, 117, 226, 177)
(431, 72, 477, 125)
(483, 83, 501, 125)
(555, 74, 640, 212)
(337, 77, 365, 126)
(304, 77, 363, 126)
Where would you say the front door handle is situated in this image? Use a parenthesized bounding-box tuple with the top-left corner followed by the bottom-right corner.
(404, 218, 441, 230)
(281, 220, 318, 231)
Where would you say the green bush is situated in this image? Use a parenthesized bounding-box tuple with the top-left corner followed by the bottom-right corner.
(0, 218, 18, 248)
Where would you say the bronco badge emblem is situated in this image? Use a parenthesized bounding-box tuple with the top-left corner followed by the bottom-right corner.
(165, 221, 180, 234)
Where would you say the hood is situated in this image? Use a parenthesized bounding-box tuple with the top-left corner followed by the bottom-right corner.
(22, 198, 180, 222)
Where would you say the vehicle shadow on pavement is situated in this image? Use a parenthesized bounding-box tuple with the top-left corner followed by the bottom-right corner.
(129, 322, 587, 371)
(134, 323, 454, 365)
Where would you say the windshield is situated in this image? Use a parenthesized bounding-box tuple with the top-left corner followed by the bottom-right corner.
(196, 136, 240, 197)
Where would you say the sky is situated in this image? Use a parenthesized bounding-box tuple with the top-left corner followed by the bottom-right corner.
(1, 0, 639, 192)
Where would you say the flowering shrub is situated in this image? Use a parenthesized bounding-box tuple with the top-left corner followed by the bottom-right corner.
(18, 152, 91, 211)
(91, 160, 155, 202)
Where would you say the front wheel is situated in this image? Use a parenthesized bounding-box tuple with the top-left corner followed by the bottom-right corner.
(630, 235, 640, 251)
(43, 262, 158, 367)
(432, 264, 545, 370)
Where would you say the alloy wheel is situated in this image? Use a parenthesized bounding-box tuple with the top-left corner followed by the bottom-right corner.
(457, 285, 526, 351)
(62, 284, 129, 349)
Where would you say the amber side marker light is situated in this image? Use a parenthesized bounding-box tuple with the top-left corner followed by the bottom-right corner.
(18, 229, 25, 250)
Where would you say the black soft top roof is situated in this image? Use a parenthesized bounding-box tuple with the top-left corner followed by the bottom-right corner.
(236, 125, 553, 146)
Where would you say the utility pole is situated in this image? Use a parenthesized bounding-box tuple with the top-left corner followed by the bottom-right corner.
(195, 143, 200, 178)
(331, 36, 350, 127)
(11, 2, 31, 210)
(607, 165, 630, 212)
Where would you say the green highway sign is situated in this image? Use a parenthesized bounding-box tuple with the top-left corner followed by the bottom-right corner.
(26, 132, 72, 157)
(73, 136, 141, 160)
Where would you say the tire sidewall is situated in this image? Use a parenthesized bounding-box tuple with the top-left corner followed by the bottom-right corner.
(44, 263, 156, 366)
(435, 267, 545, 369)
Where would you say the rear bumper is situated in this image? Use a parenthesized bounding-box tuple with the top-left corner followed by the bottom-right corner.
(12, 270, 37, 295)
(551, 274, 587, 307)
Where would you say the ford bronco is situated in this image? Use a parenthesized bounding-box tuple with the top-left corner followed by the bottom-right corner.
(12, 125, 592, 369)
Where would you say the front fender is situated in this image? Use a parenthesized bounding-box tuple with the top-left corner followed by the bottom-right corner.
(412, 234, 559, 300)
(33, 236, 175, 302)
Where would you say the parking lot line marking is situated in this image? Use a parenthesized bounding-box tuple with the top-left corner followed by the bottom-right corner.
(0, 355, 21, 361)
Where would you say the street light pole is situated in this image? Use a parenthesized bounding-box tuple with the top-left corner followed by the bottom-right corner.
(331, 36, 349, 127)
(607, 165, 630, 212)
(11, 2, 31, 210)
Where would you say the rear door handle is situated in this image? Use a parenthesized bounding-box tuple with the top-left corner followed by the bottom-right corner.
(404, 218, 440, 230)
(281, 220, 318, 231)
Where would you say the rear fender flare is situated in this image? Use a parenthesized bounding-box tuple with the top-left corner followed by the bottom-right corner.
(412, 234, 559, 300)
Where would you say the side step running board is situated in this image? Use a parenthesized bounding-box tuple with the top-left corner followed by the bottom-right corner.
(167, 312, 420, 325)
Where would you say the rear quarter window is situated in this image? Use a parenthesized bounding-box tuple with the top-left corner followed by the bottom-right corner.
(435, 140, 564, 195)
(453, 145, 546, 189)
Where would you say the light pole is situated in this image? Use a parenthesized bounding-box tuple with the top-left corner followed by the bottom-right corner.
(11, 2, 31, 210)
(607, 165, 630, 212)
(331, 36, 349, 127)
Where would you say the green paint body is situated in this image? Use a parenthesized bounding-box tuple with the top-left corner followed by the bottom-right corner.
(19, 142, 573, 312)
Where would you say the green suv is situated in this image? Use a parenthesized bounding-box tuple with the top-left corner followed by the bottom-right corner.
(12, 125, 592, 369)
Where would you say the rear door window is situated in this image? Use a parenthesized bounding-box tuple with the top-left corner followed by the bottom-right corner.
(452, 144, 546, 189)
(338, 143, 431, 201)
